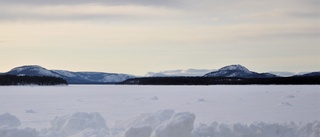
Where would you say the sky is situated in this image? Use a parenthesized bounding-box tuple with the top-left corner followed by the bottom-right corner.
(0, 0, 319, 75)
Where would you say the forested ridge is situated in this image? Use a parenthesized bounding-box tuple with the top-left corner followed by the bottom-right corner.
(122, 76, 320, 85)
(0, 75, 67, 85)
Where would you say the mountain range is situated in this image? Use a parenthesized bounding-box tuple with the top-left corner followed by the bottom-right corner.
(145, 69, 216, 77)
(4, 65, 135, 84)
(147, 68, 312, 77)
(1, 65, 319, 84)
(203, 65, 319, 78)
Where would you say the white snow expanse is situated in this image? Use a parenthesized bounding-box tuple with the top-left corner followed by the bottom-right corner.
(0, 85, 319, 137)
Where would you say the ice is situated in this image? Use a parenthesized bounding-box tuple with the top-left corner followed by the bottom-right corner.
(197, 98, 206, 102)
(123, 126, 152, 137)
(115, 109, 174, 131)
(150, 96, 159, 100)
(0, 113, 39, 137)
(0, 112, 320, 137)
(279, 102, 293, 106)
(25, 110, 35, 114)
(42, 112, 108, 137)
(0, 127, 39, 137)
(0, 113, 21, 128)
(151, 112, 195, 137)
(286, 95, 295, 98)
(191, 121, 320, 137)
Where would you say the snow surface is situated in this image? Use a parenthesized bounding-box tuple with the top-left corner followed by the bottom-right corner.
(0, 85, 319, 137)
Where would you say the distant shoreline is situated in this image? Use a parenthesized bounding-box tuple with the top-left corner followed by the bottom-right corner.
(1, 75, 319, 86)
(121, 76, 320, 85)
(0, 75, 67, 86)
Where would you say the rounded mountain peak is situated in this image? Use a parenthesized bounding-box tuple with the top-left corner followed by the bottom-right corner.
(10, 65, 46, 72)
(219, 65, 250, 72)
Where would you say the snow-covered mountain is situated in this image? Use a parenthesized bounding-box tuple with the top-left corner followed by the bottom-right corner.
(267, 71, 297, 77)
(6, 65, 135, 84)
(146, 69, 216, 77)
(294, 71, 320, 77)
(267, 71, 312, 77)
(7, 65, 60, 77)
(204, 65, 278, 78)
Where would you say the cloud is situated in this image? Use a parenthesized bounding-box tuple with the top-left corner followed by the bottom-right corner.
(1, 0, 318, 23)
(0, 0, 181, 7)
(0, 4, 183, 21)
(238, 10, 319, 20)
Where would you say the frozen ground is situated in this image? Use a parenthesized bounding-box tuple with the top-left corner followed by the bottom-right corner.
(0, 85, 319, 137)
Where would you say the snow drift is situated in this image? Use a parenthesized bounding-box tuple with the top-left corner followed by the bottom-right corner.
(0, 113, 39, 137)
(42, 112, 108, 137)
(1, 111, 319, 137)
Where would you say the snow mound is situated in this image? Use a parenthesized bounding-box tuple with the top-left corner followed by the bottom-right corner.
(191, 121, 320, 137)
(285, 95, 295, 98)
(151, 96, 159, 100)
(116, 109, 175, 131)
(25, 110, 35, 114)
(197, 98, 206, 102)
(42, 112, 108, 137)
(279, 102, 293, 106)
(0, 127, 39, 137)
(123, 126, 152, 137)
(0, 113, 21, 128)
(0, 112, 319, 137)
(151, 112, 196, 137)
(0, 113, 39, 137)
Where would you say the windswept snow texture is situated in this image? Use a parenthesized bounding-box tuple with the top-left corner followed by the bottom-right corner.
(0, 85, 319, 137)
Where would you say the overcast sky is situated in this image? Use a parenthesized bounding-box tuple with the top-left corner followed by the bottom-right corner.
(0, 0, 319, 75)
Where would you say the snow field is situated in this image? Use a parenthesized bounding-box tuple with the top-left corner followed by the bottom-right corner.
(0, 85, 319, 137)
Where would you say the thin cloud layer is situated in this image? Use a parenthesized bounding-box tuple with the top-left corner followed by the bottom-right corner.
(0, 0, 318, 22)
(0, 0, 181, 6)
(0, 4, 183, 21)
(0, 0, 319, 74)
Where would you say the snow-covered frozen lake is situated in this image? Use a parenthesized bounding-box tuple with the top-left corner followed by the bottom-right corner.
(0, 85, 319, 137)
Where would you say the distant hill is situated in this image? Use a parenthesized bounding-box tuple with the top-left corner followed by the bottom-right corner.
(204, 65, 277, 78)
(267, 71, 311, 77)
(146, 69, 216, 77)
(294, 72, 320, 77)
(6, 65, 135, 84)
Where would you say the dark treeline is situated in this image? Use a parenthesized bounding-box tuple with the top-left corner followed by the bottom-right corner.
(0, 75, 67, 86)
(121, 76, 320, 85)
